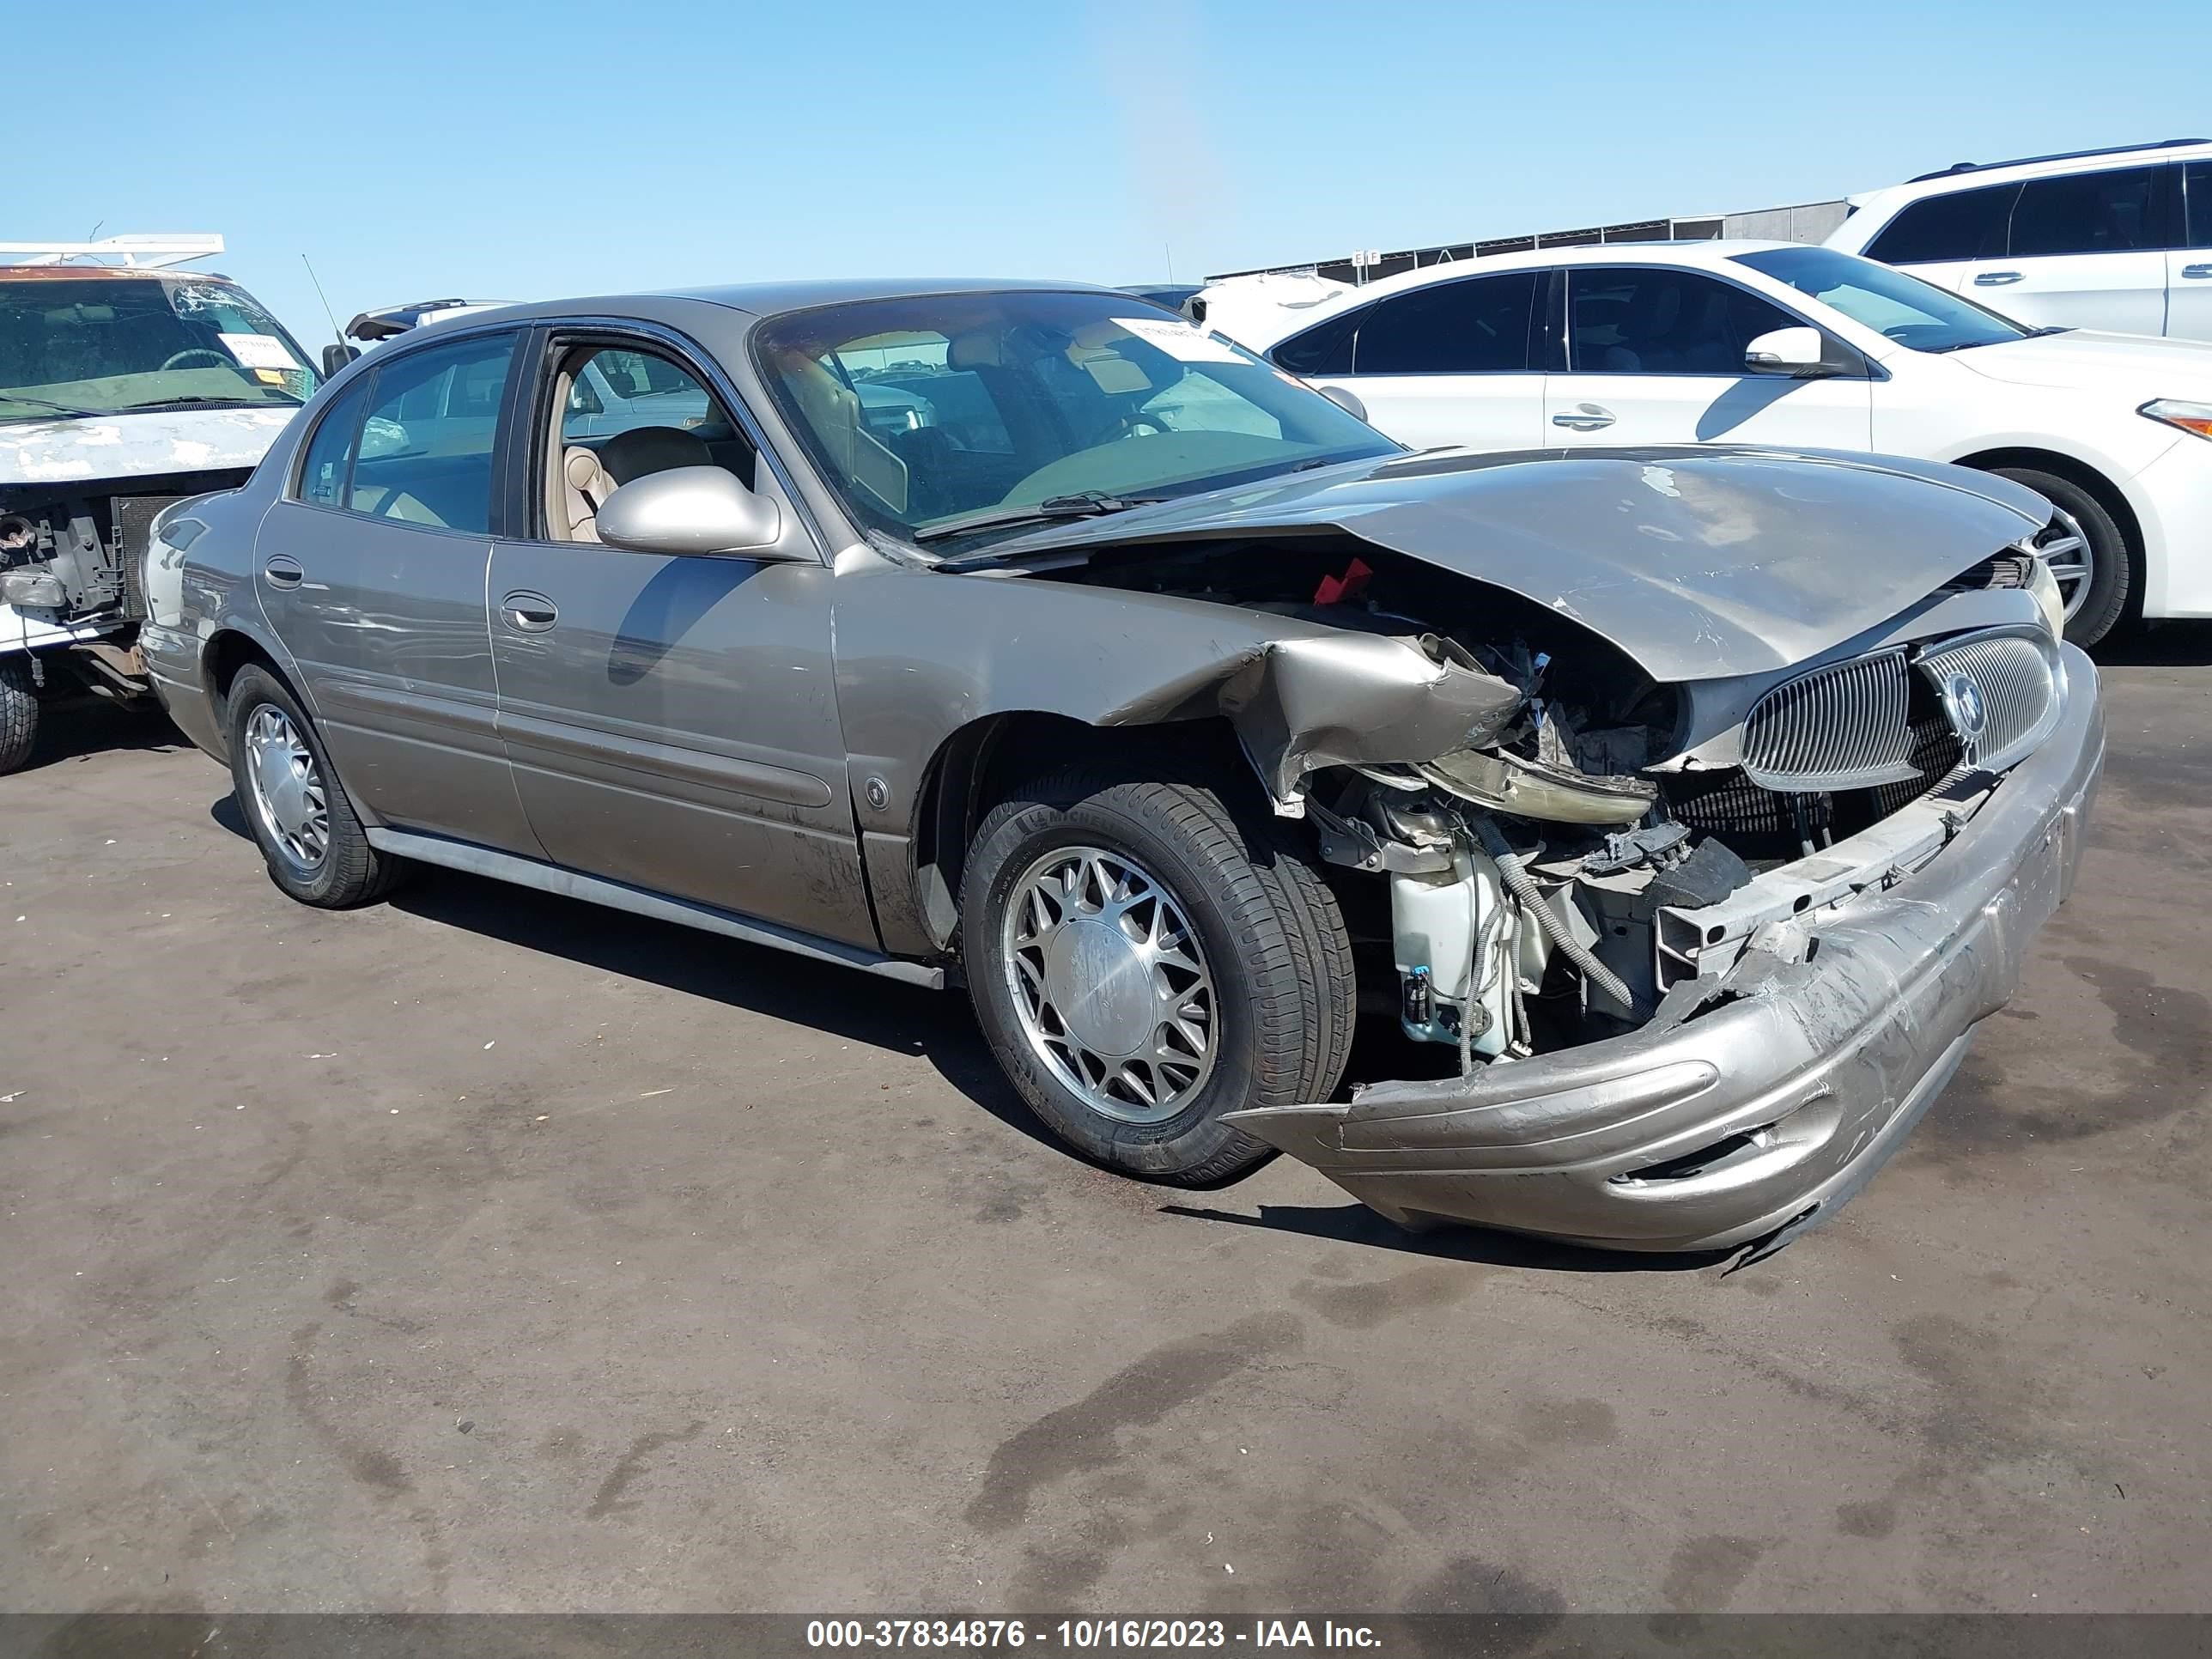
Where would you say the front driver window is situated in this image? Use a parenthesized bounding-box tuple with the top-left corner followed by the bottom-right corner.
(1565, 270, 1796, 375)
(547, 343, 753, 544)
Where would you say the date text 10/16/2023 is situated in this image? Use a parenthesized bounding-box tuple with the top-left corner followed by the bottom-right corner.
(806, 1620, 1383, 1650)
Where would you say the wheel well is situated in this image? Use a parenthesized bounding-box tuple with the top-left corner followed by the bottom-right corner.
(1954, 447, 2143, 568)
(909, 712, 1254, 945)
(202, 632, 294, 727)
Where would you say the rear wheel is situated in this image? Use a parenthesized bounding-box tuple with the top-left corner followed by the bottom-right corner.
(962, 763, 1352, 1184)
(224, 664, 406, 907)
(1989, 466, 2132, 648)
(0, 658, 36, 775)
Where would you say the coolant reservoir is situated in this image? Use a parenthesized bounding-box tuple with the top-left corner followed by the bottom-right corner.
(1392, 846, 1510, 1056)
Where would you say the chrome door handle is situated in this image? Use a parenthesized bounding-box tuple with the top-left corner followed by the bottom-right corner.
(2182, 264, 2212, 280)
(1974, 270, 2024, 286)
(501, 590, 558, 633)
(262, 555, 304, 589)
(1553, 406, 1615, 431)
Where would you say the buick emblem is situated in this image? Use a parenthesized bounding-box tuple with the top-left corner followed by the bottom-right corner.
(1943, 671, 1988, 741)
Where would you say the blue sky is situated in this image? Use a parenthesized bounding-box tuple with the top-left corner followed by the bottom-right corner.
(14, 0, 2210, 349)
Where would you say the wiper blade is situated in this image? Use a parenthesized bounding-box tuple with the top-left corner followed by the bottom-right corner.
(0, 394, 109, 419)
(117, 394, 300, 412)
(912, 491, 1163, 544)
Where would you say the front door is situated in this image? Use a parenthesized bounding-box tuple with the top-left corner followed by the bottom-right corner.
(487, 330, 875, 947)
(1953, 164, 2172, 336)
(2167, 158, 2212, 343)
(254, 329, 540, 854)
(1543, 266, 1874, 451)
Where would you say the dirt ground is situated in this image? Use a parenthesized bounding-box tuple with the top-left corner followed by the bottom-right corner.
(2, 633, 2207, 1615)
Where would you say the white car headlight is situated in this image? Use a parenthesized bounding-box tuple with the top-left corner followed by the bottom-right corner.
(2139, 398, 2212, 441)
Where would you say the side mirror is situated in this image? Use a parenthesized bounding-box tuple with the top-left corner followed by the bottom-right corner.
(1743, 326, 1828, 376)
(594, 465, 792, 559)
(321, 343, 360, 378)
(1315, 383, 1369, 422)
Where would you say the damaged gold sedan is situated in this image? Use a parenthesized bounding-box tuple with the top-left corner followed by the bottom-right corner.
(143, 282, 2103, 1255)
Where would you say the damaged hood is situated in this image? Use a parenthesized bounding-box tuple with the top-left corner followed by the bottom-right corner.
(0, 406, 296, 487)
(986, 447, 2050, 681)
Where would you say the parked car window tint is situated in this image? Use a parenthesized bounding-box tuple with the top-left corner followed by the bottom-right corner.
(345, 332, 516, 534)
(1565, 269, 1797, 375)
(295, 377, 373, 508)
(1733, 246, 2027, 352)
(2191, 161, 2212, 248)
(1270, 307, 1364, 375)
(2008, 166, 2167, 257)
(753, 290, 1395, 547)
(1863, 182, 2018, 264)
(1349, 274, 1538, 374)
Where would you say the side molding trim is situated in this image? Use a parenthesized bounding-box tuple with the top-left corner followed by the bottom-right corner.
(364, 828, 945, 989)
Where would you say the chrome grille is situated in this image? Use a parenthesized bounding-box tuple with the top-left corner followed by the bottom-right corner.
(1915, 626, 2059, 775)
(1741, 648, 1919, 792)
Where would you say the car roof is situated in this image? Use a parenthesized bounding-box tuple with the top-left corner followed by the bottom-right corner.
(1853, 137, 2212, 208)
(454, 276, 1127, 331)
(0, 264, 234, 283)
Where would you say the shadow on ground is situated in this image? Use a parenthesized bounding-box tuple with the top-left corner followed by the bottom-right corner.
(16, 700, 182, 772)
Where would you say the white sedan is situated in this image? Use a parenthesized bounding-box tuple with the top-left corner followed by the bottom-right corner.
(1226, 241, 2212, 644)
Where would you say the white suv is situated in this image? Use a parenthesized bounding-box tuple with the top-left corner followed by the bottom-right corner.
(1235, 240, 2212, 646)
(1826, 139, 2212, 340)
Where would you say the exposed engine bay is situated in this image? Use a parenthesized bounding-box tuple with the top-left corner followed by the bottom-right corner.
(1032, 533, 2057, 1077)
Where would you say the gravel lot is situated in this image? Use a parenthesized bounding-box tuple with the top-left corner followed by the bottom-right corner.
(3, 635, 2208, 1615)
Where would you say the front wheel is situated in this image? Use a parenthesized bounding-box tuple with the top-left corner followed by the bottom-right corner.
(1989, 466, 2133, 648)
(962, 765, 1353, 1184)
(0, 658, 37, 775)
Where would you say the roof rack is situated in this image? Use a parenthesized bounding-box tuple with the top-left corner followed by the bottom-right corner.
(0, 233, 224, 270)
(1907, 139, 2207, 184)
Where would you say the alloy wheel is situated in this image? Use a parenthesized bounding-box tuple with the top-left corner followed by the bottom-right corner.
(243, 705, 329, 872)
(1000, 844, 1218, 1123)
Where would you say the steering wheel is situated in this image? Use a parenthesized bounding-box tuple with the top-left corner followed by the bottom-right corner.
(161, 349, 234, 372)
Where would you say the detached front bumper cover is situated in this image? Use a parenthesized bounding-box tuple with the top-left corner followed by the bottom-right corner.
(1225, 643, 2106, 1255)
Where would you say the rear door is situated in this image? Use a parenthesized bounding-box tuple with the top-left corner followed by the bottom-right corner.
(1543, 266, 1873, 450)
(486, 325, 876, 947)
(1955, 164, 2172, 333)
(2168, 158, 2212, 342)
(254, 329, 540, 854)
(1276, 270, 1547, 451)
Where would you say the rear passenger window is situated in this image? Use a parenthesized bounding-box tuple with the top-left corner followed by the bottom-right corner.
(1351, 272, 1539, 374)
(295, 379, 371, 507)
(346, 332, 517, 534)
(1865, 182, 2019, 264)
(2009, 166, 2167, 256)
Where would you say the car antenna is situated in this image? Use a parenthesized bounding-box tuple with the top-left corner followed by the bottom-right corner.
(301, 252, 345, 352)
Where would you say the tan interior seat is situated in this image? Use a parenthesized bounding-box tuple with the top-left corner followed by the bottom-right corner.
(556, 425, 714, 543)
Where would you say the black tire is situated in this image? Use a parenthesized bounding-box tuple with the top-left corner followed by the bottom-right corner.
(0, 658, 36, 775)
(1989, 465, 2133, 648)
(962, 762, 1353, 1184)
(224, 663, 406, 908)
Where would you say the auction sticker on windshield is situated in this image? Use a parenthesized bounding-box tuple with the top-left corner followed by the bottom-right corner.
(219, 332, 299, 370)
(1113, 316, 1244, 363)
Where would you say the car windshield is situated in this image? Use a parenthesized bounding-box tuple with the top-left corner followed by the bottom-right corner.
(0, 274, 319, 423)
(1730, 246, 2032, 353)
(751, 290, 1396, 549)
